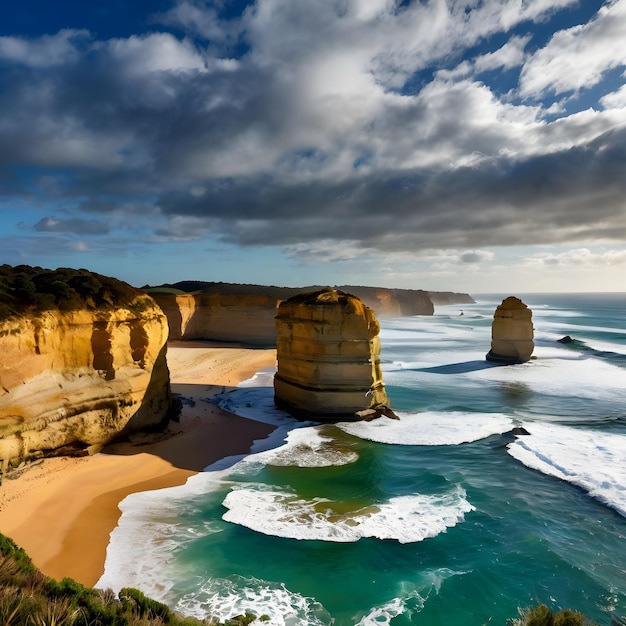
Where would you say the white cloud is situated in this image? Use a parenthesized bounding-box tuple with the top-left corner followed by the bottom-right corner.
(520, 0, 626, 98)
(474, 35, 531, 73)
(0, 29, 88, 67)
(600, 79, 626, 109)
(103, 33, 206, 75)
(525, 248, 626, 268)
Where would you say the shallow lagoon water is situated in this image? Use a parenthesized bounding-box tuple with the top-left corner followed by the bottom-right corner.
(98, 294, 626, 625)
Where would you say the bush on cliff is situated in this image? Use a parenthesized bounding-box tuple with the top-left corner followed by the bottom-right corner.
(509, 603, 597, 626)
(0, 264, 151, 322)
(0, 532, 273, 625)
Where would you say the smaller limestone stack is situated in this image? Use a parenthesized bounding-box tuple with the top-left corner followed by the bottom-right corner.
(486, 296, 534, 364)
(274, 288, 395, 420)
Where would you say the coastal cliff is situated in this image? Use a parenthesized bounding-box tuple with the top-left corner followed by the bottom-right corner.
(147, 282, 474, 345)
(151, 292, 278, 345)
(429, 291, 476, 306)
(274, 288, 394, 420)
(0, 267, 173, 468)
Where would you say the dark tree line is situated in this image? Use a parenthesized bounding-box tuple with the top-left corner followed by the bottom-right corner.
(0, 264, 145, 321)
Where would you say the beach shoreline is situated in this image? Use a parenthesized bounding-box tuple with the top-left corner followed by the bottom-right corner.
(0, 341, 277, 587)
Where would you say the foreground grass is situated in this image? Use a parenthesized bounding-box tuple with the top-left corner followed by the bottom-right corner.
(0, 533, 267, 626)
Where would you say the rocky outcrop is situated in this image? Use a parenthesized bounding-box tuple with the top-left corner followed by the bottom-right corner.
(429, 291, 476, 306)
(0, 299, 173, 469)
(486, 296, 534, 364)
(149, 292, 278, 345)
(274, 288, 395, 420)
(335, 286, 434, 317)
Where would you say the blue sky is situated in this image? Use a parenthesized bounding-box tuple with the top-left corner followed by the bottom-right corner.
(1, 0, 625, 293)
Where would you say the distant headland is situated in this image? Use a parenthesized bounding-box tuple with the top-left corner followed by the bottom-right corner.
(143, 279, 475, 345)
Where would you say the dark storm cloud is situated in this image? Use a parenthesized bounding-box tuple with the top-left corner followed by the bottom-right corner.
(155, 125, 626, 250)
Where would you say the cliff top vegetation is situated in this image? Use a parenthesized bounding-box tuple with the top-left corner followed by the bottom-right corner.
(143, 280, 437, 300)
(0, 264, 153, 322)
(0, 532, 268, 625)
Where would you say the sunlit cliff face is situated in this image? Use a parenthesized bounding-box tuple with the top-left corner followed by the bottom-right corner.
(274, 288, 392, 420)
(0, 301, 172, 468)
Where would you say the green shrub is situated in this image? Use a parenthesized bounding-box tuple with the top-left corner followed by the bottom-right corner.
(554, 609, 586, 626)
(0, 534, 37, 575)
(119, 587, 171, 621)
(511, 604, 597, 626)
(526, 604, 554, 626)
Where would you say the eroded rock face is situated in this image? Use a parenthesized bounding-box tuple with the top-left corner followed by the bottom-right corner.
(486, 296, 534, 364)
(0, 299, 173, 468)
(150, 293, 278, 345)
(274, 288, 394, 420)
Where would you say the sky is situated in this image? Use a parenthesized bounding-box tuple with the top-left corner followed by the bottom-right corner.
(1, 0, 625, 294)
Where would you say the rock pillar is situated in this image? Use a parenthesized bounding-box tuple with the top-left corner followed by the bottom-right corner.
(274, 288, 395, 420)
(486, 296, 534, 364)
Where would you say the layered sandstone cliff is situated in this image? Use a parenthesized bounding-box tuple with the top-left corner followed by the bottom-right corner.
(148, 282, 477, 348)
(335, 286, 435, 317)
(150, 292, 278, 345)
(429, 291, 476, 306)
(486, 296, 534, 364)
(274, 288, 395, 420)
(0, 299, 173, 468)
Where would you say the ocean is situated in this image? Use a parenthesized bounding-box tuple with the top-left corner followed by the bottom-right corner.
(97, 293, 626, 625)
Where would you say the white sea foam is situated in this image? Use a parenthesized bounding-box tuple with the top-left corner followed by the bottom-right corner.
(354, 597, 410, 626)
(471, 348, 626, 403)
(245, 426, 359, 467)
(354, 569, 465, 625)
(507, 422, 626, 518)
(174, 575, 332, 626)
(215, 386, 298, 427)
(336, 411, 514, 445)
(221, 485, 474, 543)
(96, 470, 233, 595)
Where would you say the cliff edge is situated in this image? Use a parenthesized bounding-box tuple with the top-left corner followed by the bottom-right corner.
(0, 266, 173, 469)
(147, 281, 474, 346)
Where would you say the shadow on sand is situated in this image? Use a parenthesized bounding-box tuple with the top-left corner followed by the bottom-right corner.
(103, 382, 282, 473)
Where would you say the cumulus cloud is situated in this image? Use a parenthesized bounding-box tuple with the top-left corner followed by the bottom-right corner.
(474, 36, 531, 73)
(0, 0, 625, 269)
(519, 0, 626, 97)
(0, 29, 89, 67)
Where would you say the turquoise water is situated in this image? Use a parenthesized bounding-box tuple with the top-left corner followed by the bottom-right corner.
(98, 294, 626, 625)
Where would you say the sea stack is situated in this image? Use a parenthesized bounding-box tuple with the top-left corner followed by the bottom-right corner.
(486, 296, 534, 364)
(274, 288, 395, 420)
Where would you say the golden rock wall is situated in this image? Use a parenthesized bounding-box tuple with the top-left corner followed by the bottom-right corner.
(0, 298, 172, 468)
(151, 293, 278, 345)
(486, 296, 534, 364)
(274, 288, 393, 420)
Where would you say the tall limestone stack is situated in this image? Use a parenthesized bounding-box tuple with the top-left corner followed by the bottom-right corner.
(274, 288, 395, 420)
(486, 296, 534, 364)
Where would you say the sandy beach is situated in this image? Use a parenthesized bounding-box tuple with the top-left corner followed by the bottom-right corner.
(0, 341, 277, 587)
